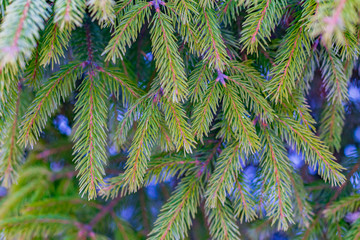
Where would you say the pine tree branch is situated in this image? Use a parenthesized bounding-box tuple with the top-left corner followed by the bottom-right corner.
(104, 1, 151, 62)
(87, 0, 115, 25)
(205, 142, 245, 208)
(148, 174, 203, 240)
(193, 80, 222, 142)
(97, 65, 143, 101)
(228, 75, 274, 122)
(72, 72, 108, 199)
(24, 42, 42, 87)
(19, 62, 84, 147)
(260, 127, 294, 230)
(233, 176, 257, 223)
(151, 10, 188, 102)
(222, 82, 260, 153)
(197, 7, 229, 71)
(40, 21, 71, 68)
(0, 0, 50, 67)
(240, 0, 287, 54)
(206, 199, 241, 240)
(266, 0, 316, 103)
(189, 60, 212, 103)
(160, 97, 195, 153)
(54, 0, 85, 30)
(0, 82, 23, 187)
(276, 116, 346, 186)
(122, 100, 160, 192)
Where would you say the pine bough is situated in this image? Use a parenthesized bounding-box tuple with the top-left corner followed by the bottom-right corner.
(0, 0, 359, 239)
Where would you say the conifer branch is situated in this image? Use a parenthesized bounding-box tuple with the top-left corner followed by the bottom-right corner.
(84, 22, 94, 62)
(97, 66, 143, 102)
(267, 20, 312, 103)
(0, 215, 82, 238)
(198, 0, 214, 8)
(122, 101, 160, 192)
(299, 216, 321, 240)
(345, 218, 360, 240)
(0, 0, 50, 68)
(39, 20, 71, 68)
(19, 62, 84, 147)
(319, 103, 345, 153)
(72, 72, 108, 199)
(321, 47, 349, 104)
(24, 43, 43, 88)
(103, 154, 199, 199)
(114, 97, 146, 147)
(0, 72, 18, 126)
(276, 117, 346, 186)
(0, 0, 357, 237)
(104, 1, 151, 62)
(233, 176, 258, 223)
(160, 97, 195, 153)
(144, 155, 200, 185)
(289, 171, 313, 227)
(279, 90, 316, 130)
(148, 174, 203, 240)
(328, 159, 360, 204)
(115, 0, 133, 15)
(228, 75, 274, 122)
(219, 0, 241, 26)
(205, 142, 245, 208)
(0, 82, 23, 187)
(240, 0, 287, 54)
(172, 0, 199, 51)
(266, 0, 317, 102)
(222, 82, 260, 153)
(319, 47, 349, 151)
(260, 127, 294, 231)
(193, 80, 222, 142)
(197, 7, 229, 71)
(206, 199, 241, 240)
(158, 116, 176, 152)
(323, 194, 360, 222)
(214, 115, 236, 142)
(228, 60, 265, 89)
(151, 10, 188, 102)
(189, 60, 212, 103)
(310, 0, 360, 47)
(54, 0, 86, 30)
(173, 0, 198, 24)
(87, 0, 115, 25)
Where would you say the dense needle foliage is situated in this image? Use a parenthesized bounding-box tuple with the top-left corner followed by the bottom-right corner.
(0, 0, 360, 239)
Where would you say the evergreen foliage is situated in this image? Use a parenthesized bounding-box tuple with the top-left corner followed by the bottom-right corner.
(0, 0, 359, 239)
